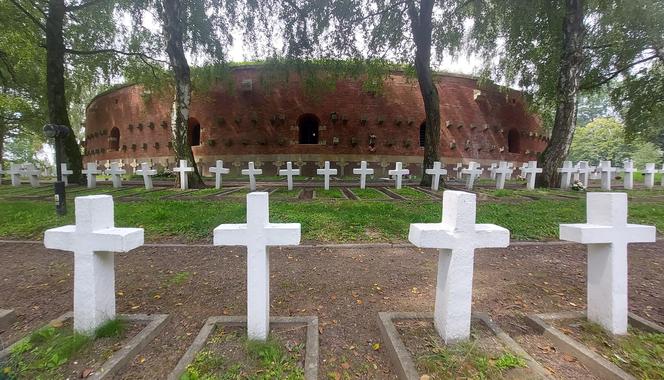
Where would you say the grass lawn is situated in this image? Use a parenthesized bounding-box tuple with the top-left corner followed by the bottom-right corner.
(270, 188, 301, 199)
(314, 188, 345, 199)
(350, 188, 390, 200)
(390, 187, 433, 200)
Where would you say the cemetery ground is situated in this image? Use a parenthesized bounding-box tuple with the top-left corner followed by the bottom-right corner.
(0, 178, 663, 379)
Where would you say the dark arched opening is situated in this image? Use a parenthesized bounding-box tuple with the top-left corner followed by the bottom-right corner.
(109, 127, 120, 151)
(508, 128, 520, 153)
(188, 118, 201, 146)
(298, 113, 319, 144)
(419, 122, 426, 147)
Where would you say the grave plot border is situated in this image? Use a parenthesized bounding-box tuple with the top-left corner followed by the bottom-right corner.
(0, 309, 16, 330)
(168, 315, 319, 380)
(527, 311, 664, 380)
(378, 311, 552, 380)
(0, 312, 169, 380)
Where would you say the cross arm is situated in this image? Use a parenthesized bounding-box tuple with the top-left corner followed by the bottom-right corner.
(213, 224, 249, 246)
(408, 223, 456, 249)
(44, 225, 76, 251)
(265, 223, 301, 246)
(89, 228, 144, 252)
(473, 224, 510, 248)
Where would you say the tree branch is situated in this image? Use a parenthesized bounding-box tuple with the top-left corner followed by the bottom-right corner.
(64, 47, 169, 64)
(581, 54, 659, 90)
(8, 0, 47, 32)
(66, 0, 108, 12)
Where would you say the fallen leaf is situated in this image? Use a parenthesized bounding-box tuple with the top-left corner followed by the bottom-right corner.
(341, 362, 350, 370)
(139, 357, 146, 364)
(562, 354, 577, 362)
(80, 368, 94, 378)
(420, 375, 431, 380)
(371, 343, 380, 351)
(153, 294, 161, 300)
(131, 305, 140, 310)
(117, 291, 124, 296)
(49, 320, 63, 328)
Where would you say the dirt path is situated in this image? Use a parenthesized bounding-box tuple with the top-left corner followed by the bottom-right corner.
(0, 241, 662, 379)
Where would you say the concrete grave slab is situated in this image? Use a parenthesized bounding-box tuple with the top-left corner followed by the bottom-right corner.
(378, 312, 551, 380)
(168, 315, 318, 380)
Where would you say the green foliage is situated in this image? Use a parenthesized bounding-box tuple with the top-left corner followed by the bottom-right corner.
(494, 353, 527, 370)
(168, 271, 192, 286)
(94, 319, 125, 339)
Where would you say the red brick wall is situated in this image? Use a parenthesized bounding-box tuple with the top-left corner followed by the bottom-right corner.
(84, 67, 548, 175)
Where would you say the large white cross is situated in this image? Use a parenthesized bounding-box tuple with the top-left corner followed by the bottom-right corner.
(8, 164, 22, 186)
(494, 161, 513, 190)
(409, 190, 510, 343)
(242, 162, 262, 191)
(520, 161, 542, 190)
(461, 162, 483, 190)
(388, 162, 410, 189)
(353, 161, 374, 189)
(643, 163, 656, 189)
(577, 161, 592, 188)
(213, 192, 301, 340)
(557, 161, 577, 190)
(279, 162, 300, 191)
(559, 193, 655, 335)
(24, 163, 40, 187)
(173, 159, 194, 190)
(425, 162, 447, 191)
(621, 160, 637, 190)
(107, 163, 126, 188)
(82, 162, 100, 189)
(209, 160, 230, 190)
(136, 162, 157, 190)
(599, 160, 617, 191)
(60, 163, 73, 186)
(317, 161, 337, 190)
(44, 195, 144, 334)
(488, 163, 498, 180)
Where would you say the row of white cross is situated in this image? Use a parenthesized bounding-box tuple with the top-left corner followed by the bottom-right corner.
(44, 190, 654, 345)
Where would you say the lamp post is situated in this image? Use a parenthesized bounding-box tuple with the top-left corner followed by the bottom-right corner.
(43, 124, 69, 216)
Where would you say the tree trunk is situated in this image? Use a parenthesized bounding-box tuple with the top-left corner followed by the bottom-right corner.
(407, 0, 441, 188)
(162, 0, 205, 188)
(46, 0, 83, 182)
(537, 0, 585, 187)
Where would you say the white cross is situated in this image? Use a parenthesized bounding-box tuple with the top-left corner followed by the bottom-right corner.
(353, 161, 374, 189)
(507, 162, 515, 180)
(599, 160, 617, 191)
(279, 162, 300, 191)
(621, 160, 637, 190)
(60, 163, 73, 186)
(129, 159, 139, 175)
(660, 164, 664, 187)
(8, 164, 21, 186)
(409, 190, 510, 343)
(173, 159, 194, 190)
(519, 161, 542, 190)
(557, 161, 577, 190)
(559, 193, 655, 335)
(82, 162, 100, 189)
(461, 162, 483, 190)
(577, 161, 592, 188)
(452, 163, 463, 179)
(107, 163, 126, 188)
(209, 160, 230, 190)
(213, 192, 300, 340)
(136, 162, 157, 190)
(388, 162, 409, 189)
(573, 163, 581, 182)
(317, 161, 338, 190)
(44, 195, 144, 334)
(488, 163, 498, 180)
(242, 162, 262, 191)
(643, 163, 656, 189)
(23, 163, 40, 187)
(494, 161, 513, 190)
(425, 162, 447, 191)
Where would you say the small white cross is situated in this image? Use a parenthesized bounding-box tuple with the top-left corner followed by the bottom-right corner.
(209, 160, 230, 190)
(242, 162, 262, 191)
(577, 161, 592, 187)
(129, 159, 139, 174)
(23, 163, 40, 187)
(317, 161, 338, 190)
(557, 161, 577, 190)
(136, 162, 157, 190)
(425, 162, 447, 191)
(409, 190, 510, 343)
(519, 161, 542, 190)
(60, 163, 73, 186)
(353, 161, 374, 189)
(599, 160, 617, 191)
(452, 163, 463, 179)
(107, 163, 126, 188)
(494, 161, 513, 190)
(660, 164, 664, 187)
(8, 164, 22, 186)
(560, 193, 655, 334)
(621, 160, 637, 190)
(643, 163, 656, 189)
(213, 192, 301, 340)
(488, 163, 498, 180)
(173, 159, 194, 190)
(461, 162, 483, 190)
(279, 162, 300, 191)
(44, 195, 144, 334)
(82, 162, 101, 189)
(388, 162, 409, 189)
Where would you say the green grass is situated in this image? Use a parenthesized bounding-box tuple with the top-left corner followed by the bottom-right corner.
(2, 319, 124, 378)
(270, 188, 302, 199)
(168, 271, 192, 286)
(314, 188, 345, 199)
(390, 187, 432, 200)
(350, 188, 389, 200)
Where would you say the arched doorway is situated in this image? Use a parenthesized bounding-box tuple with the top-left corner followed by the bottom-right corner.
(419, 122, 426, 147)
(188, 118, 201, 146)
(109, 127, 120, 151)
(298, 113, 319, 144)
(508, 129, 520, 153)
